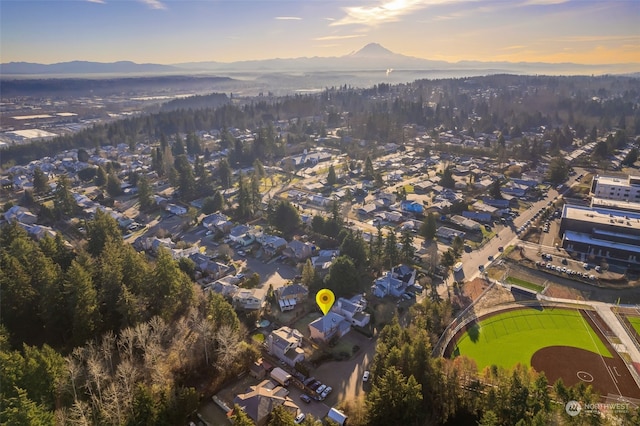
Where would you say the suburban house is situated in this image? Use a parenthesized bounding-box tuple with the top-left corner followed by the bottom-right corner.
(261, 235, 287, 258)
(18, 223, 56, 240)
(462, 210, 492, 223)
(249, 358, 271, 380)
(472, 200, 500, 217)
(202, 213, 233, 234)
(275, 284, 309, 312)
(233, 380, 300, 426)
(371, 265, 416, 298)
(358, 203, 377, 216)
(4, 206, 38, 225)
(482, 197, 511, 209)
(166, 203, 187, 216)
(233, 287, 267, 310)
(311, 249, 339, 273)
(204, 276, 240, 298)
(308, 311, 351, 343)
(376, 210, 404, 223)
(401, 200, 424, 215)
(266, 326, 305, 367)
(149, 237, 175, 253)
(308, 194, 332, 207)
(374, 192, 397, 208)
(500, 181, 530, 197)
(450, 215, 481, 231)
(283, 239, 314, 261)
(332, 295, 370, 327)
(188, 252, 231, 280)
(228, 224, 251, 244)
(436, 226, 465, 243)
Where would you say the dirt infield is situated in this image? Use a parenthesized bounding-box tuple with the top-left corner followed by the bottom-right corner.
(531, 346, 640, 399)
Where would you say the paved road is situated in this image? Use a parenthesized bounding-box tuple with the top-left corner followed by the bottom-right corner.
(452, 169, 589, 290)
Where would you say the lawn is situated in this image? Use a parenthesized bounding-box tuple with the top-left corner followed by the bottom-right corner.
(480, 225, 496, 241)
(453, 308, 611, 370)
(628, 316, 640, 336)
(506, 276, 544, 293)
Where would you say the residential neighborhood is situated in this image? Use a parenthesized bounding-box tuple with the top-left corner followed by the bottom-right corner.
(1, 73, 640, 425)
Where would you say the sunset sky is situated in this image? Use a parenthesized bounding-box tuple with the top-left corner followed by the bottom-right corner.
(1, 0, 639, 65)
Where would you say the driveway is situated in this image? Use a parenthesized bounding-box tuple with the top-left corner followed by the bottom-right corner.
(243, 255, 297, 292)
(312, 331, 378, 407)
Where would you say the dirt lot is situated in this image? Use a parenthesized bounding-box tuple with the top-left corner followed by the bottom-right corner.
(463, 278, 490, 301)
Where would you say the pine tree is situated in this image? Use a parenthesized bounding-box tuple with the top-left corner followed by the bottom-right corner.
(218, 158, 232, 189)
(420, 213, 437, 240)
(384, 231, 399, 268)
(400, 231, 415, 263)
(53, 174, 77, 217)
(64, 260, 100, 346)
(236, 172, 252, 220)
(95, 165, 108, 187)
(364, 156, 375, 180)
(106, 172, 123, 197)
(137, 175, 154, 211)
(327, 164, 337, 186)
(32, 167, 49, 194)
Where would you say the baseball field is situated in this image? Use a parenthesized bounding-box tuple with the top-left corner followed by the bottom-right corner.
(448, 306, 640, 399)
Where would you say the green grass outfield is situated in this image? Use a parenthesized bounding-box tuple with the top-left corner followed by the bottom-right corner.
(628, 316, 640, 336)
(453, 308, 611, 370)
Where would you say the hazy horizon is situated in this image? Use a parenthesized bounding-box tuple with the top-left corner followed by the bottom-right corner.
(1, 0, 639, 66)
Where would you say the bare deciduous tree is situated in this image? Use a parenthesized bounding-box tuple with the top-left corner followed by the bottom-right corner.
(216, 324, 242, 369)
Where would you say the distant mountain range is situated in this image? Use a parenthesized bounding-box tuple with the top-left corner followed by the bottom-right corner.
(2, 43, 639, 76)
(0, 60, 179, 75)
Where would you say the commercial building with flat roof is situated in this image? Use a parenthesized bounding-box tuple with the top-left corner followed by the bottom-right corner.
(591, 197, 640, 213)
(591, 175, 640, 203)
(559, 204, 640, 266)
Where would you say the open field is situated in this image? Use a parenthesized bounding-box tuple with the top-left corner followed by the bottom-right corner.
(452, 307, 610, 370)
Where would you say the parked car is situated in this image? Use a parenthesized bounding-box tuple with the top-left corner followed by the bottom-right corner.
(316, 384, 327, 394)
(363, 371, 370, 382)
(300, 394, 312, 404)
(295, 413, 306, 424)
(321, 386, 332, 399)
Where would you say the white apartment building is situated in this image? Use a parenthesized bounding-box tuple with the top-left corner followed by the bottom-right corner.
(591, 175, 640, 202)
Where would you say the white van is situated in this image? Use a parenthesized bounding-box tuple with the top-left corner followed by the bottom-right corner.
(453, 262, 463, 272)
